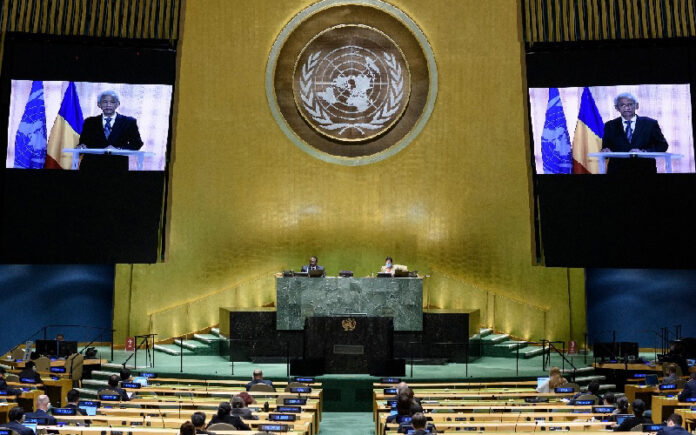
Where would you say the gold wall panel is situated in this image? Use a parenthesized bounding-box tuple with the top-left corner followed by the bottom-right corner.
(113, 0, 586, 344)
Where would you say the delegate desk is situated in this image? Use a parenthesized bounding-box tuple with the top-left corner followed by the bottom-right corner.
(652, 395, 696, 424)
(0, 403, 18, 424)
(276, 276, 423, 331)
(624, 384, 680, 409)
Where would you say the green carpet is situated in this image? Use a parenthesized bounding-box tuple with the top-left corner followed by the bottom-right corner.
(89, 346, 595, 412)
(319, 412, 374, 435)
(94, 346, 592, 380)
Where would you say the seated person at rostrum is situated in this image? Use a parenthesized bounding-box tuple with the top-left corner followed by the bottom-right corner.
(380, 256, 408, 276)
(301, 255, 325, 276)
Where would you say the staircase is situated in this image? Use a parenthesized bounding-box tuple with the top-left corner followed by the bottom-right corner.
(478, 328, 544, 358)
(150, 330, 225, 357)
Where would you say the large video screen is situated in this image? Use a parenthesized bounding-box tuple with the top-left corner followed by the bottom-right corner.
(0, 34, 176, 263)
(526, 40, 696, 268)
(7, 80, 172, 171)
(529, 84, 695, 175)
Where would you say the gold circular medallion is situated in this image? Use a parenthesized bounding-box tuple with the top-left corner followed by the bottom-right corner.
(267, 0, 438, 165)
(293, 25, 411, 142)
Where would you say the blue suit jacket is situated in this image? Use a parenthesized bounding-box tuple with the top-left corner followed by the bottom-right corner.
(678, 379, 696, 402)
(601, 116, 668, 174)
(245, 379, 274, 391)
(1, 421, 36, 435)
(657, 425, 691, 435)
(25, 409, 58, 426)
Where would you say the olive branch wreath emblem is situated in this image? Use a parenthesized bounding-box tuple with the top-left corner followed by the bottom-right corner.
(299, 51, 404, 136)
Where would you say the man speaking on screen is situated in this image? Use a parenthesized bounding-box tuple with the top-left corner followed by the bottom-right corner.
(601, 92, 668, 174)
(77, 90, 143, 171)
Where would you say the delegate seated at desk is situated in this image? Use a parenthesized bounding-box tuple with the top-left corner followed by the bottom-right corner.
(18, 361, 42, 384)
(301, 255, 325, 276)
(0, 367, 21, 396)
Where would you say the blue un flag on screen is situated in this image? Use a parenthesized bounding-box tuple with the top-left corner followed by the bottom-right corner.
(540, 88, 572, 174)
(14, 81, 47, 169)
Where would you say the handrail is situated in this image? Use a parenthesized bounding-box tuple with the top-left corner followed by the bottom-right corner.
(543, 340, 577, 378)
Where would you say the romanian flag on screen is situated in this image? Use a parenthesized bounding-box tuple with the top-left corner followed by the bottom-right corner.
(572, 87, 604, 174)
(45, 82, 83, 169)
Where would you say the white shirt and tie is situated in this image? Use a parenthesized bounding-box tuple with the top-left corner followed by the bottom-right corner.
(102, 114, 116, 138)
(623, 115, 636, 143)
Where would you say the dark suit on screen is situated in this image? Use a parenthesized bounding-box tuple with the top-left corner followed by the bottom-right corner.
(78, 114, 143, 171)
(601, 116, 668, 174)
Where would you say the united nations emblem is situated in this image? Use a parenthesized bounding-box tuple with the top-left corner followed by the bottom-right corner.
(342, 318, 357, 331)
(267, 0, 437, 165)
(294, 25, 410, 142)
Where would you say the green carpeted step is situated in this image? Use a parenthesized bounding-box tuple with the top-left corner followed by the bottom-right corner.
(173, 339, 206, 351)
(91, 369, 120, 380)
(562, 366, 594, 375)
(211, 328, 226, 339)
(193, 334, 221, 344)
(575, 374, 606, 384)
(75, 388, 99, 399)
(478, 328, 494, 338)
(523, 346, 548, 359)
(102, 362, 127, 371)
(173, 338, 220, 356)
(483, 340, 527, 357)
(482, 333, 510, 343)
(81, 379, 108, 390)
(154, 344, 188, 356)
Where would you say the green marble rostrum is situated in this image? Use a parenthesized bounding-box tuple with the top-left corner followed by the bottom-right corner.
(276, 276, 423, 331)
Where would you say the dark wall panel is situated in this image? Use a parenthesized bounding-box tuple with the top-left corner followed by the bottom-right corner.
(0, 264, 114, 354)
(586, 268, 696, 347)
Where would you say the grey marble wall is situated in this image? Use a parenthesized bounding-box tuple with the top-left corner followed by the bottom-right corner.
(276, 277, 423, 331)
